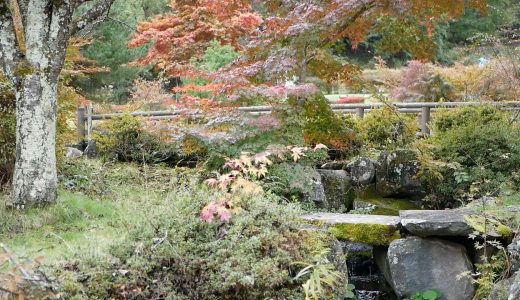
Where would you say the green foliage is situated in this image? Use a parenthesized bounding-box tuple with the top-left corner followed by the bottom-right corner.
(287, 95, 361, 158)
(95, 115, 177, 163)
(194, 40, 240, 72)
(264, 162, 321, 199)
(419, 106, 520, 204)
(447, 0, 518, 44)
(433, 106, 507, 133)
(76, 0, 169, 103)
(293, 249, 345, 300)
(0, 76, 15, 186)
(408, 289, 443, 300)
(204, 124, 306, 170)
(355, 107, 418, 149)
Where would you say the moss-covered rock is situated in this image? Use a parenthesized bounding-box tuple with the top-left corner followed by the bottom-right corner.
(317, 169, 355, 211)
(376, 150, 425, 198)
(301, 213, 401, 246)
(329, 223, 400, 246)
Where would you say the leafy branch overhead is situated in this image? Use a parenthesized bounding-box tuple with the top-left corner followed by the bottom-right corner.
(0, 0, 116, 86)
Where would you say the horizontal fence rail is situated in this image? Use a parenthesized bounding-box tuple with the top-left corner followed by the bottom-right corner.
(77, 101, 520, 143)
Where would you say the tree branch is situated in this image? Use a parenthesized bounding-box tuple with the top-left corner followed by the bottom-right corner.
(48, 0, 74, 78)
(69, 0, 115, 36)
(0, 0, 22, 85)
(11, 0, 27, 28)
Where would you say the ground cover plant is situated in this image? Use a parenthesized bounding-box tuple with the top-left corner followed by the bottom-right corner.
(1, 160, 346, 299)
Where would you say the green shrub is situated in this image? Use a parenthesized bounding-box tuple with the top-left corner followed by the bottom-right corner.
(355, 107, 419, 149)
(433, 105, 507, 134)
(57, 179, 331, 299)
(95, 114, 178, 164)
(419, 106, 520, 205)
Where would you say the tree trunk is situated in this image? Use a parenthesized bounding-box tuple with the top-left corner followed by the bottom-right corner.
(12, 73, 58, 208)
(0, 0, 115, 208)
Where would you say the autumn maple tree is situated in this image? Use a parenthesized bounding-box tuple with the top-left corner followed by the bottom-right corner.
(132, 0, 488, 101)
(129, 0, 262, 77)
(216, 0, 488, 90)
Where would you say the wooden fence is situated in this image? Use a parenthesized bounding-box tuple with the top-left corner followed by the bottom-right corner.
(77, 101, 520, 143)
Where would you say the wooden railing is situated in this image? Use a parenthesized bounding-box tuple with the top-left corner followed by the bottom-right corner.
(76, 101, 520, 142)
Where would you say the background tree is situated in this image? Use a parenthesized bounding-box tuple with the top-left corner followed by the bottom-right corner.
(75, 0, 170, 103)
(0, 0, 115, 207)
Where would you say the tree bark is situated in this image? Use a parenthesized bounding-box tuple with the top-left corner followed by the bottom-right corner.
(12, 73, 58, 208)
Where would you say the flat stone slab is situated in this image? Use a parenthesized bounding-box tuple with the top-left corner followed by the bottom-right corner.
(301, 213, 401, 227)
(301, 213, 401, 246)
(400, 209, 510, 238)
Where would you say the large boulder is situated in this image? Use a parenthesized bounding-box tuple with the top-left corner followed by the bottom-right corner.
(400, 210, 513, 238)
(317, 169, 355, 210)
(347, 157, 377, 186)
(375, 150, 425, 197)
(381, 237, 475, 300)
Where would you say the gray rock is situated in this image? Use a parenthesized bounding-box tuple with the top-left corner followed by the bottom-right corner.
(317, 169, 355, 210)
(375, 150, 425, 197)
(304, 171, 327, 205)
(491, 271, 520, 300)
(84, 139, 98, 158)
(384, 237, 475, 300)
(330, 239, 349, 277)
(347, 157, 377, 186)
(400, 209, 510, 238)
(508, 234, 520, 273)
(66, 147, 83, 159)
(508, 272, 520, 300)
(507, 205, 520, 213)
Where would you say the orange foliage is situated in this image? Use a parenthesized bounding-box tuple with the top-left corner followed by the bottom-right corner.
(129, 0, 262, 77)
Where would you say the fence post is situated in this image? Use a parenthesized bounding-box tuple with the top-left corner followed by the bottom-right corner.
(86, 104, 93, 141)
(356, 107, 365, 119)
(77, 107, 86, 143)
(421, 106, 431, 135)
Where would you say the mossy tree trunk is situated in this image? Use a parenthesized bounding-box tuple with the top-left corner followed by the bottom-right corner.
(0, 0, 115, 208)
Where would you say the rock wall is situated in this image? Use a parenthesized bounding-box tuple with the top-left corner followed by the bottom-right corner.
(302, 210, 515, 300)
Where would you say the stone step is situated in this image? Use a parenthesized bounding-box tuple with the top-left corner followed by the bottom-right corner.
(400, 209, 513, 238)
(301, 213, 401, 246)
(302, 213, 401, 226)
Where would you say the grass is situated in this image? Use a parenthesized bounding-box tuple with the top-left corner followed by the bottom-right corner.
(0, 160, 193, 264)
